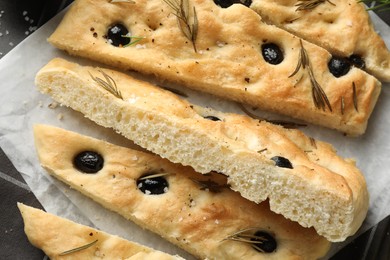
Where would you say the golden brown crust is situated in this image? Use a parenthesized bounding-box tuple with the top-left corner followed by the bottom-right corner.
(35, 58, 368, 242)
(17, 203, 182, 260)
(47, 0, 381, 135)
(250, 0, 390, 82)
(33, 124, 330, 259)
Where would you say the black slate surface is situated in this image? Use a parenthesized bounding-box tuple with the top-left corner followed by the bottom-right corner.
(0, 0, 389, 259)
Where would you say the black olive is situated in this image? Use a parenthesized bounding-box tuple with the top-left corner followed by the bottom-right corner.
(261, 43, 284, 65)
(137, 174, 169, 195)
(328, 56, 351, 77)
(251, 231, 277, 253)
(107, 23, 131, 47)
(204, 115, 221, 121)
(349, 54, 365, 69)
(73, 151, 104, 174)
(214, 0, 252, 8)
(270, 156, 293, 169)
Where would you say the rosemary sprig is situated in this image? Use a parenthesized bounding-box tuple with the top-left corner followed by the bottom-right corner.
(289, 40, 332, 111)
(122, 35, 145, 47)
(163, 0, 199, 53)
(237, 103, 306, 129)
(191, 178, 230, 193)
(89, 70, 123, 100)
(222, 228, 269, 252)
(139, 173, 170, 180)
(59, 239, 98, 256)
(295, 0, 335, 11)
(361, 0, 390, 11)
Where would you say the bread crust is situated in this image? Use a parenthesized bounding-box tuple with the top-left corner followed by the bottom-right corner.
(17, 203, 183, 260)
(33, 125, 330, 259)
(47, 0, 381, 135)
(35, 58, 369, 242)
(250, 0, 390, 82)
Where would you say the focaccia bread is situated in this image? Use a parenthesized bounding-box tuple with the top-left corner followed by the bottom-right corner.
(47, 0, 381, 135)
(17, 203, 183, 260)
(35, 58, 369, 242)
(33, 124, 330, 259)
(247, 0, 390, 82)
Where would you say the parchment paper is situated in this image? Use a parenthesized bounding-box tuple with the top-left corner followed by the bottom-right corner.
(0, 6, 389, 259)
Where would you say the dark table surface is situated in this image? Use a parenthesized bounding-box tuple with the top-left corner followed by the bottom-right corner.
(0, 1, 389, 259)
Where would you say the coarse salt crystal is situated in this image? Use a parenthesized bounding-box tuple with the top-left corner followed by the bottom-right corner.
(178, 217, 183, 222)
(131, 155, 138, 161)
(25, 16, 29, 22)
(135, 44, 146, 49)
(22, 11, 27, 16)
(9, 42, 14, 46)
(215, 219, 219, 224)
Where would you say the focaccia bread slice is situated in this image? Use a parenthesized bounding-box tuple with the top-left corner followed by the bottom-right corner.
(17, 203, 183, 260)
(47, 0, 381, 135)
(35, 58, 369, 242)
(246, 0, 390, 82)
(33, 124, 330, 259)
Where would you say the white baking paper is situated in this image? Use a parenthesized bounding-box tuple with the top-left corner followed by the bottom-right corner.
(0, 6, 388, 259)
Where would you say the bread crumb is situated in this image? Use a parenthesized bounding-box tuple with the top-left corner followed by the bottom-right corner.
(57, 113, 64, 120)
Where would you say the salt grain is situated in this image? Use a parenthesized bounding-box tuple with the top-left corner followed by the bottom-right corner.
(25, 16, 29, 22)
(22, 11, 28, 16)
(215, 219, 219, 224)
(9, 42, 14, 46)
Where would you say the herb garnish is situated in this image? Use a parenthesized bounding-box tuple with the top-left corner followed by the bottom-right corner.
(139, 173, 170, 180)
(238, 103, 306, 129)
(361, 0, 390, 11)
(295, 0, 335, 11)
(352, 82, 358, 112)
(122, 35, 145, 47)
(191, 178, 230, 193)
(163, 0, 199, 53)
(89, 70, 123, 100)
(222, 228, 271, 252)
(59, 239, 98, 256)
(289, 40, 332, 111)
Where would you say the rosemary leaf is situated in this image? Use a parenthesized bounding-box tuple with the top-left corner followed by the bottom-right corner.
(295, 0, 335, 11)
(89, 70, 123, 100)
(139, 173, 170, 180)
(352, 82, 358, 112)
(59, 239, 98, 256)
(361, 0, 390, 11)
(122, 35, 145, 47)
(163, 0, 198, 52)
